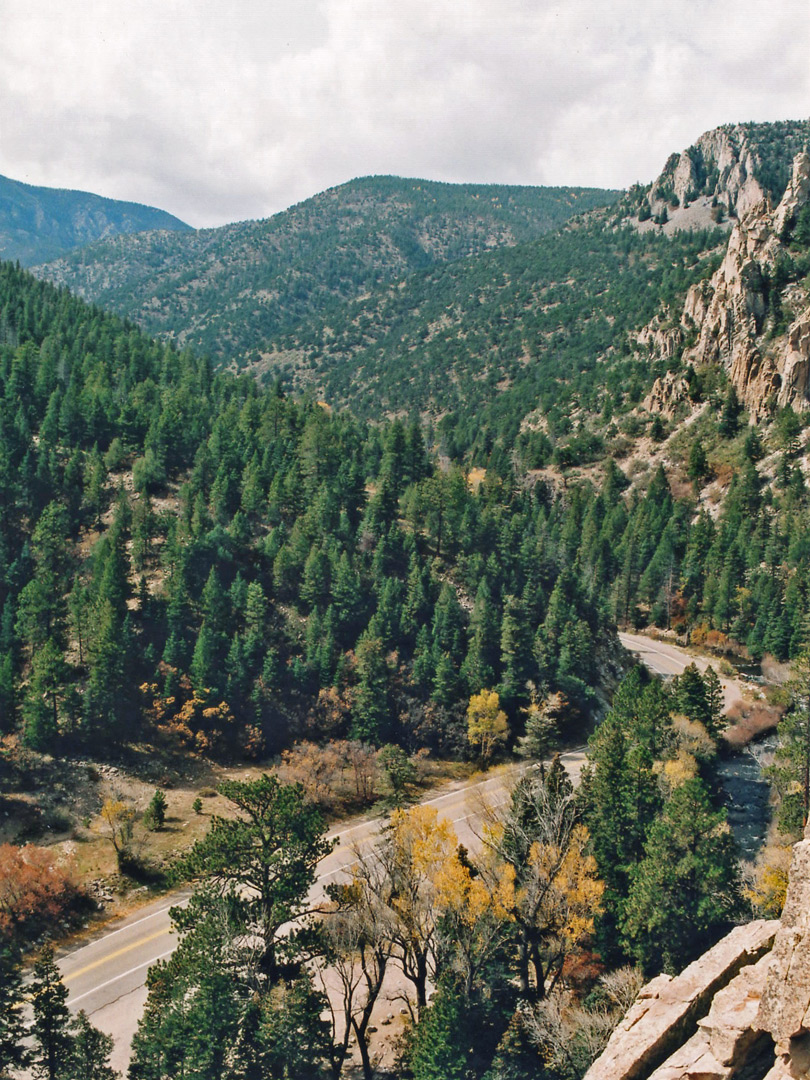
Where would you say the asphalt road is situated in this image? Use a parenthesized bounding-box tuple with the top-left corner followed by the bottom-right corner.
(60, 751, 588, 1071)
(618, 631, 742, 710)
(59, 632, 733, 1069)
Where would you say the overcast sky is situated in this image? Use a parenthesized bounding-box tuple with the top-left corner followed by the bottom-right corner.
(1, 0, 809, 228)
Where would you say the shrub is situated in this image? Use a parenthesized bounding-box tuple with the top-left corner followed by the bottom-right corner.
(0, 843, 84, 943)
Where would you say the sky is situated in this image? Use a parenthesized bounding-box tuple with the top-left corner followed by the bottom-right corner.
(1, 0, 809, 229)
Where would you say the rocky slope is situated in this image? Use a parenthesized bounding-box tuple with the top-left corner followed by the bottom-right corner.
(0, 173, 189, 266)
(584, 822, 810, 1080)
(639, 123, 810, 421)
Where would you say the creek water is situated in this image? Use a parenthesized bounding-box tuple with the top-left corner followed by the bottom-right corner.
(717, 734, 778, 862)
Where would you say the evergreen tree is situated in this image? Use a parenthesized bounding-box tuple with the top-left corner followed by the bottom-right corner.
(30, 946, 72, 1080)
(408, 980, 480, 1080)
(352, 635, 391, 744)
(173, 774, 333, 980)
(498, 594, 533, 712)
(674, 663, 710, 727)
(67, 1011, 119, 1080)
(622, 778, 741, 974)
(718, 385, 741, 437)
(22, 638, 68, 750)
(0, 941, 29, 1079)
(461, 578, 500, 693)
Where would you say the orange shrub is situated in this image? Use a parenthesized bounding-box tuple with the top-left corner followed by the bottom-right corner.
(0, 843, 85, 942)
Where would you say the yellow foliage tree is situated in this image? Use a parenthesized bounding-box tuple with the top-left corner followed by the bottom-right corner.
(347, 804, 512, 1014)
(100, 797, 137, 871)
(467, 689, 509, 764)
(482, 769, 603, 998)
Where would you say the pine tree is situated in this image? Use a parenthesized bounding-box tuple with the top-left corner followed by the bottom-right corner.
(143, 789, 167, 831)
(703, 666, 724, 738)
(498, 594, 533, 712)
(408, 980, 476, 1080)
(352, 635, 391, 744)
(173, 774, 333, 981)
(0, 941, 29, 1079)
(461, 578, 500, 693)
(674, 662, 711, 726)
(67, 1011, 119, 1080)
(622, 778, 741, 974)
(22, 638, 68, 750)
(718, 385, 741, 438)
(30, 946, 72, 1080)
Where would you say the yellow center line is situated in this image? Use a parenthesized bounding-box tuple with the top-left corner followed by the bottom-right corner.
(65, 927, 173, 983)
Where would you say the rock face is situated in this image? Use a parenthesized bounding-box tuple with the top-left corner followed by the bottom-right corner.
(644, 370, 690, 417)
(662, 126, 768, 219)
(585, 823, 810, 1080)
(640, 127, 810, 421)
(647, 953, 775, 1079)
(583, 921, 778, 1080)
(681, 152, 810, 418)
(757, 830, 810, 1069)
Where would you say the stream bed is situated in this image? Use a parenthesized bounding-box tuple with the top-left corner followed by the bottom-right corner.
(717, 735, 777, 862)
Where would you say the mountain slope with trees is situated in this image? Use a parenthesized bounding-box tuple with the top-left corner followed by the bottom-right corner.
(33, 176, 618, 365)
(5, 118, 810, 1080)
(0, 260, 624, 773)
(0, 173, 190, 266)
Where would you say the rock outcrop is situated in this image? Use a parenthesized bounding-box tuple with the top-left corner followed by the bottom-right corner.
(757, 830, 810, 1073)
(664, 126, 768, 219)
(642, 146, 810, 420)
(644, 370, 691, 417)
(584, 921, 778, 1080)
(585, 823, 810, 1080)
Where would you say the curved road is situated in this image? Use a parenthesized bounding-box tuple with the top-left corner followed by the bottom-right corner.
(60, 632, 738, 1070)
(618, 632, 743, 711)
(60, 751, 588, 1071)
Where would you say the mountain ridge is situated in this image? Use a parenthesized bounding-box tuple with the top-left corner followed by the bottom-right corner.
(0, 172, 190, 266)
(32, 175, 620, 365)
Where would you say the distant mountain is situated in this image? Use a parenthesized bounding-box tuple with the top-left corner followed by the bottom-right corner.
(0, 174, 190, 266)
(256, 120, 810, 451)
(34, 176, 619, 363)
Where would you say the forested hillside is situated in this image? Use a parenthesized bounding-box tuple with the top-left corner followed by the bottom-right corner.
(34, 177, 618, 364)
(5, 120, 810, 1080)
(5, 158, 810, 774)
(0, 173, 189, 266)
(0, 262, 624, 766)
(268, 218, 726, 452)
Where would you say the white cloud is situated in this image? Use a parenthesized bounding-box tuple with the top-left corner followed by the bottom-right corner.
(0, 0, 808, 226)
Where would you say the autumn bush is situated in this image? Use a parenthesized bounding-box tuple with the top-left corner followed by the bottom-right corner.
(140, 674, 237, 754)
(743, 840, 793, 917)
(723, 701, 783, 748)
(0, 843, 86, 943)
(278, 739, 380, 813)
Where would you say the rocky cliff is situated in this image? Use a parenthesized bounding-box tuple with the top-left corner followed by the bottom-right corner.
(639, 123, 810, 421)
(584, 823, 810, 1080)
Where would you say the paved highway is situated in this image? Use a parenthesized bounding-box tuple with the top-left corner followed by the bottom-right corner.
(60, 751, 587, 1071)
(618, 631, 742, 710)
(60, 632, 731, 1069)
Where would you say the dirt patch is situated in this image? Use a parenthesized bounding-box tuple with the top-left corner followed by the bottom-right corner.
(1, 736, 473, 929)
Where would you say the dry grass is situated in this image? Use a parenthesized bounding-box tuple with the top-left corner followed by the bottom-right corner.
(761, 655, 793, 686)
(2, 736, 474, 926)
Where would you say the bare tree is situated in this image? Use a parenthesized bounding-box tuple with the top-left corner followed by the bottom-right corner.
(318, 881, 394, 1080)
(521, 966, 643, 1078)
